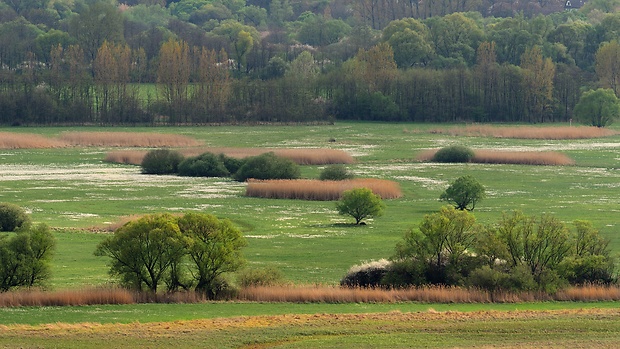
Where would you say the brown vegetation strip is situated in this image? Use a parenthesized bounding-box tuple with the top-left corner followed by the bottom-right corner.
(59, 132, 202, 147)
(239, 285, 620, 303)
(429, 125, 619, 139)
(0, 285, 619, 308)
(416, 149, 575, 166)
(105, 148, 355, 165)
(245, 178, 402, 200)
(0, 132, 68, 149)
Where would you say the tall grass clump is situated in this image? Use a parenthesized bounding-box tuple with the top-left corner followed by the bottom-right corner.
(141, 149, 184, 174)
(0, 288, 135, 307)
(104, 150, 148, 165)
(0, 132, 67, 149)
(429, 125, 619, 139)
(245, 178, 402, 200)
(472, 150, 575, 165)
(234, 152, 300, 181)
(417, 149, 575, 166)
(59, 132, 202, 147)
(432, 145, 474, 163)
(320, 164, 354, 181)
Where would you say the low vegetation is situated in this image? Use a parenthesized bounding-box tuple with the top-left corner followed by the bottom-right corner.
(417, 148, 575, 165)
(0, 132, 66, 149)
(245, 178, 402, 200)
(428, 125, 619, 139)
(319, 164, 355, 181)
(140, 149, 184, 175)
(432, 145, 475, 163)
(0, 203, 31, 232)
(58, 132, 202, 147)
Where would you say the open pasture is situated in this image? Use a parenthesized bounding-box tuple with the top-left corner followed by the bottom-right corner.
(0, 122, 619, 287)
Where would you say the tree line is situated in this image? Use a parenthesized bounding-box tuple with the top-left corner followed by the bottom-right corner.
(1, 0, 619, 125)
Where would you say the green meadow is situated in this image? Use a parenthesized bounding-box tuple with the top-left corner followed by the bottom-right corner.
(1, 122, 619, 287)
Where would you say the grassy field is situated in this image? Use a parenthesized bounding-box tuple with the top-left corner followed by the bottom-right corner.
(0, 306, 618, 348)
(1, 122, 619, 347)
(1, 122, 619, 287)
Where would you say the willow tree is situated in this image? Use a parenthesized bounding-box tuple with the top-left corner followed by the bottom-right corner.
(94, 41, 131, 124)
(595, 40, 620, 97)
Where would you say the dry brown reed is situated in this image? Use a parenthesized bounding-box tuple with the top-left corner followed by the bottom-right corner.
(416, 149, 575, 166)
(237, 285, 546, 303)
(0, 132, 68, 149)
(103, 150, 148, 165)
(245, 178, 403, 200)
(0, 288, 134, 307)
(59, 132, 202, 147)
(555, 285, 620, 301)
(429, 125, 619, 139)
(105, 147, 355, 165)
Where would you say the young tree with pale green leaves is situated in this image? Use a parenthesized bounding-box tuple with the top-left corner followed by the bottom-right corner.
(573, 88, 620, 127)
(440, 175, 485, 211)
(336, 188, 385, 225)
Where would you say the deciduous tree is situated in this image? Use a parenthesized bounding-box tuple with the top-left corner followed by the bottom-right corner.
(573, 88, 620, 127)
(336, 187, 385, 225)
(440, 175, 485, 211)
(595, 40, 620, 96)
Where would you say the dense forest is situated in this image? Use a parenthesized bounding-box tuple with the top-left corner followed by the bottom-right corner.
(0, 0, 619, 125)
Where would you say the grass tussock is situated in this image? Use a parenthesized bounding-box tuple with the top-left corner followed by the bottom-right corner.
(0, 288, 134, 307)
(416, 149, 575, 166)
(245, 178, 402, 200)
(0, 132, 68, 149)
(429, 125, 619, 139)
(59, 132, 202, 147)
(105, 147, 355, 166)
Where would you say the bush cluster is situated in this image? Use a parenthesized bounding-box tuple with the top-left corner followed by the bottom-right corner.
(0, 202, 31, 232)
(343, 207, 617, 293)
(319, 165, 354, 181)
(432, 145, 475, 163)
(140, 149, 300, 181)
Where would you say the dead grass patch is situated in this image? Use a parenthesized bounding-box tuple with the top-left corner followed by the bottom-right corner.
(555, 285, 620, 301)
(59, 132, 202, 147)
(429, 125, 619, 139)
(0, 132, 68, 149)
(105, 147, 354, 166)
(245, 178, 402, 200)
(416, 149, 575, 166)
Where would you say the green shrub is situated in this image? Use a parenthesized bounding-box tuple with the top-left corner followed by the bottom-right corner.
(381, 259, 428, 288)
(319, 164, 354, 181)
(340, 259, 391, 288)
(558, 256, 616, 285)
(467, 265, 537, 292)
(234, 152, 300, 181)
(178, 152, 230, 177)
(218, 153, 245, 174)
(0, 203, 31, 232)
(432, 145, 474, 163)
(141, 149, 184, 175)
(237, 267, 285, 288)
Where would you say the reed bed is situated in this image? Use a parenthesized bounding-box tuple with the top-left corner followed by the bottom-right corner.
(0, 132, 67, 149)
(0, 288, 134, 307)
(429, 125, 619, 139)
(416, 149, 575, 166)
(245, 178, 403, 200)
(59, 132, 202, 147)
(103, 150, 148, 165)
(105, 147, 355, 165)
(1, 285, 618, 307)
(555, 285, 620, 301)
